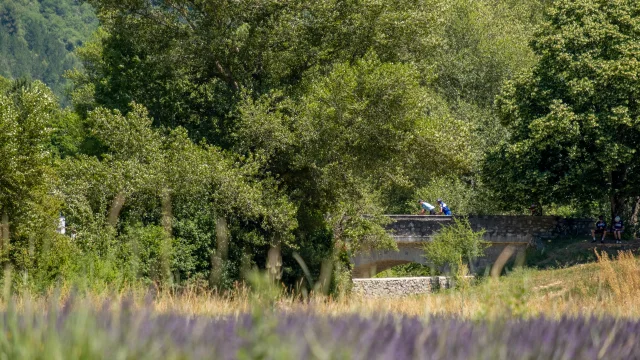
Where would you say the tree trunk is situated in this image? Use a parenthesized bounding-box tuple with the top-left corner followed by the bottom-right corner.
(631, 196, 640, 226)
(610, 169, 628, 222)
(107, 192, 126, 227)
(610, 193, 626, 222)
(537, 202, 543, 216)
(209, 217, 229, 288)
(0, 211, 8, 251)
(266, 240, 282, 282)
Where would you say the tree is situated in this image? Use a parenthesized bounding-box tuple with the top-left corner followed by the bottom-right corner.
(433, 0, 544, 109)
(0, 80, 61, 252)
(486, 0, 640, 220)
(57, 103, 298, 286)
(234, 55, 476, 249)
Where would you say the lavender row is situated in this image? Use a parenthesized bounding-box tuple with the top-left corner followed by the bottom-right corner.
(0, 303, 638, 359)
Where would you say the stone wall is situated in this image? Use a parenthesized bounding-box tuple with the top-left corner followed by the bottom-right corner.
(385, 216, 452, 242)
(352, 277, 455, 297)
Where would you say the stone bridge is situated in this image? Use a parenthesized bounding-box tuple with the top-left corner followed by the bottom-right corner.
(351, 215, 592, 278)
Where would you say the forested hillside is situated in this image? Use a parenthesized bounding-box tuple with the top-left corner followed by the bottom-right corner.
(3, 0, 640, 293)
(0, 0, 97, 102)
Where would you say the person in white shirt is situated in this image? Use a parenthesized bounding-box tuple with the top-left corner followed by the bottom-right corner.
(57, 214, 66, 235)
(418, 200, 436, 215)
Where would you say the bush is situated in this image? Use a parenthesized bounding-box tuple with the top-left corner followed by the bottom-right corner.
(423, 217, 488, 273)
(374, 263, 440, 278)
(120, 224, 171, 284)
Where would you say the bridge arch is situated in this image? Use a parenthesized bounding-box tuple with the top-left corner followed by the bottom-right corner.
(352, 243, 429, 278)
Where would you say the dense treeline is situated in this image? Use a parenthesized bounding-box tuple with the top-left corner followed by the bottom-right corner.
(0, 0, 548, 291)
(0, 0, 97, 102)
(4, 0, 640, 291)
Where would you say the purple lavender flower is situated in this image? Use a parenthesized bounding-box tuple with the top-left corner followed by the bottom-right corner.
(2, 301, 640, 359)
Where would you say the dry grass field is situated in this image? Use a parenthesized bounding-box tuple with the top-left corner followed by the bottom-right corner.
(8, 250, 640, 321)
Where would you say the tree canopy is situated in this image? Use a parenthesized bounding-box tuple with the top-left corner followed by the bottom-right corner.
(486, 0, 640, 220)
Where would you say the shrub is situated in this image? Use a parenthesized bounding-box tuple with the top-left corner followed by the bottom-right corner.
(423, 217, 488, 273)
(120, 224, 172, 284)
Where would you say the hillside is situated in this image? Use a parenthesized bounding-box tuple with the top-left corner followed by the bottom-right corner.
(0, 0, 97, 102)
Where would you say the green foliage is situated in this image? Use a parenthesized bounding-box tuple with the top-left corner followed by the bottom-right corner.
(0, 80, 58, 211)
(120, 224, 171, 284)
(375, 263, 440, 278)
(235, 55, 475, 254)
(55, 104, 298, 289)
(415, 176, 493, 215)
(232, 53, 475, 285)
(423, 218, 488, 272)
(486, 0, 640, 219)
(77, 0, 447, 140)
(433, 0, 543, 108)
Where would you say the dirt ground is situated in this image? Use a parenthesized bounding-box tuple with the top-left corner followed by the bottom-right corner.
(528, 235, 640, 269)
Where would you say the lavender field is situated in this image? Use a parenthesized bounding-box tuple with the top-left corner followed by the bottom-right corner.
(2, 297, 639, 360)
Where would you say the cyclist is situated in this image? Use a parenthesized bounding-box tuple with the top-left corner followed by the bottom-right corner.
(418, 200, 436, 215)
(437, 199, 452, 216)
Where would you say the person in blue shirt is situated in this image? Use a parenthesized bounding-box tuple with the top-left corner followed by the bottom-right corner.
(612, 216, 624, 244)
(591, 215, 607, 243)
(437, 199, 452, 216)
(418, 200, 436, 215)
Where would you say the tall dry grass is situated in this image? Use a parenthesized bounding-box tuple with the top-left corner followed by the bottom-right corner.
(4, 250, 640, 320)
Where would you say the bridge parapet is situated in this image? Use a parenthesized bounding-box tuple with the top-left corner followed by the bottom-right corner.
(384, 215, 592, 244)
(383, 215, 451, 242)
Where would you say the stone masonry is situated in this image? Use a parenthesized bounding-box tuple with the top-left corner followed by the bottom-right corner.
(352, 277, 454, 298)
